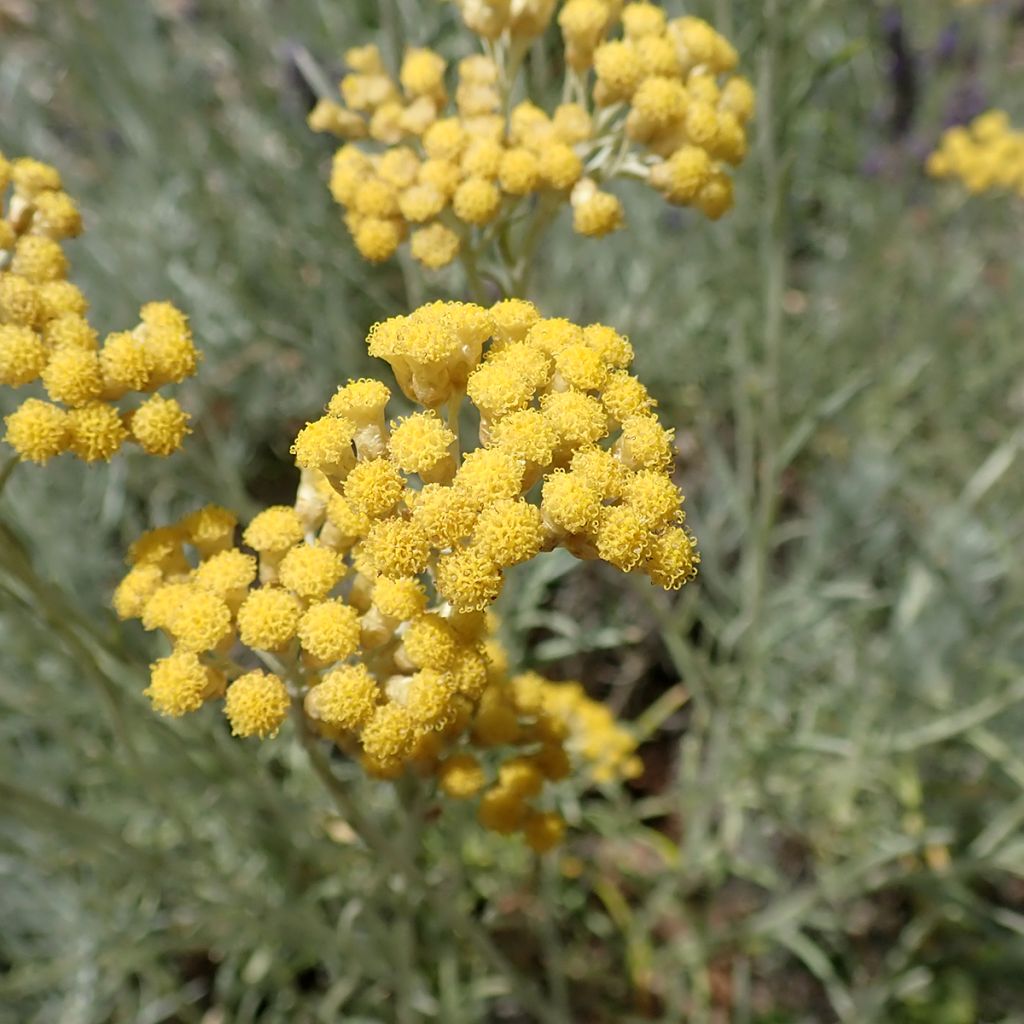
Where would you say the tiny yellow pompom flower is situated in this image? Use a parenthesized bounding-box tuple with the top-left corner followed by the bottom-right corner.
(473, 498, 545, 567)
(169, 588, 233, 653)
(236, 587, 303, 651)
(435, 546, 503, 613)
(423, 117, 467, 161)
(0, 275, 43, 329)
(225, 671, 291, 738)
(36, 280, 88, 320)
(571, 444, 629, 498)
(11, 235, 68, 282)
(418, 158, 462, 198)
(629, 76, 688, 139)
(66, 402, 128, 462)
(112, 563, 164, 620)
(572, 187, 625, 238)
(541, 390, 609, 448)
(593, 40, 644, 102)
(488, 408, 557, 466)
(31, 189, 83, 239)
(328, 378, 391, 424)
(696, 171, 734, 220)
(45, 314, 98, 352)
(129, 395, 191, 456)
(541, 470, 603, 534)
(182, 505, 238, 557)
(291, 415, 357, 476)
(553, 340, 610, 391)
(538, 144, 584, 191)
(145, 651, 223, 718)
(0, 324, 48, 386)
(721, 75, 756, 125)
(354, 178, 400, 218)
(100, 331, 151, 396)
(343, 457, 406, 517)
(625, 469, 682, 529)
(400, 47, 447, 100)
(299, 598, 362, 662)
(452, 176, 502, 225)
(602, 369, 654, 422)
(410, 483, 478, 547)
(372, 575, 428, 621)
(361, 701, 421, 765)
(378, 146, 421, 189)
(192, 548, 257, 601)
(410, 223, 461, 269)
(402, 613, 459, 670)
(41, 347, 104, 407)
(11, 157, 62, 196)
(644, 526, 699, 589)
(467, 361, 535, 420)
(595, 505, 651, 571)
(437, 753, 486, 798)
(490, 299, 540, 344)
(142, 581, 196, 632)
(308, 99, 367, 139)
(404, 668, 458, 728)
(243, 508, 304, 561)
(462, 138, 505, 179)
(305, 663, 380, 730)
(362, 517, 431, 578)
(497, 147, 541, 195)
(454, 447, 525, 507)
(622, 1, 666, 39)
(618, 413, 675, 472)
(523, 810, 566, 853)
(583, 323, 634, 369)
(399, 183, 447, 223)
(353, 217, 403, 263)
(388, 411, 456, 478)
(324, 493, 372, 549)
(278, 543, 347, 601)
(477, 786, 528, 834)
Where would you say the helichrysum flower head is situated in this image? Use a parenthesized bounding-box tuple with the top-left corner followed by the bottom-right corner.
(309, 12, 751, 270)
(927, 110, 1024, 197)
(116, 301, 688, 853)
(1, 153, 200, 464)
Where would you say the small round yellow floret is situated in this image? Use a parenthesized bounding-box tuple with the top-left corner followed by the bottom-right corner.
(362, 517, 431, 578)
(523, 810, 566, 852)
(388, 411, 455, 477)
(129, 395, 191, 456)
(343, 458, 406, 517)
(279, 544, 346, 601)
(0, 325, 48, 386)
(41, 347, 104, 407)
(225, 670, 291, 738)
(113, 564, 164, 620)
(243, 506, 304, 553)
(473, 498, 545, 567)
(291, 415, 357, 475)
(435, 546, 503, 612)
(299, 598, 362, 662)
(67, 403, 128, 462)
(452, 176, 502, 225)
(305, 663, 380, 730)
(236, 587, 303, 651)
(145, 651, 222, 718)
(169, 588, 233, 653)
(437, 753, 486, 798)
(410, 223, 461, 269)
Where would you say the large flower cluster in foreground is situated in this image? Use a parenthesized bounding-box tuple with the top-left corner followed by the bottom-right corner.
(0, 153, 197, 464)
(309, 1, 753, 268)
(926, 110, 1024, 197)
(116, 300, 692, 848)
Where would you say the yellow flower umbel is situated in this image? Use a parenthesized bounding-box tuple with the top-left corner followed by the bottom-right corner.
(926, 110, 1024, 197)
(308, 5, 752, 283)
(0, 153, 199, 464)
(117, 300, 689, 850)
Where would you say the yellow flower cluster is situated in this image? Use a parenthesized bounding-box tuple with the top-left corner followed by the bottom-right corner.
(309, 3, 752, 269)
(926, 111, 1024, 197)
(0, 153, 198, 464)
(116, 299, 685, 848)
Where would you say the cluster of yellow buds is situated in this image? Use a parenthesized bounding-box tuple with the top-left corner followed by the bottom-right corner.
(115, 299, 687, 848)
(308, 2, 752, 271)
(0, 154, 197, 464)
(926, 111, 1024, 197)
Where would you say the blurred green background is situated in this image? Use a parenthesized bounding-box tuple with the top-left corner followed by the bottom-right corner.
(3, 1, 1024, 1021)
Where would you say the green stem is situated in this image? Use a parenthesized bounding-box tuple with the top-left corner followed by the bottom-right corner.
(295, 714, 563, 1024)
(0, 454, 17, 496)
(537, 855, 572, 1020)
